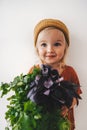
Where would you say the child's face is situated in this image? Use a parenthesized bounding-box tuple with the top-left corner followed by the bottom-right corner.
(36, 28, 67, 66)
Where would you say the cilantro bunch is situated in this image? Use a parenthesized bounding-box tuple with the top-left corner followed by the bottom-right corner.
(0, 67, 41, 130)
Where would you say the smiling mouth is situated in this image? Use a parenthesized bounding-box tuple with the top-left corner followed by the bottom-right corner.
(46, 55, 56, 57)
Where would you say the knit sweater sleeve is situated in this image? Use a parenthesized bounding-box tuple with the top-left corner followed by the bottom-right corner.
(61, 65, 82, 94)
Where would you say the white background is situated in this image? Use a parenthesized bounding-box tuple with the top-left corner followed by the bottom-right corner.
(0, 0, 87, 130)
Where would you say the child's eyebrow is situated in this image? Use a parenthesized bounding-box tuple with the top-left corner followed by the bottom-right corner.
(56, 39, 64, 42)
(39, 40, 47, 43)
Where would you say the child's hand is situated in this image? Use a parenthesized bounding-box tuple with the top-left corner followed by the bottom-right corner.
(61, 106, 69, 117)
(61, 98, 77, 117)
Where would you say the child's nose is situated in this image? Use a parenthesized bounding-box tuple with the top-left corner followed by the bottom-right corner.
(47, 45, 54, 52)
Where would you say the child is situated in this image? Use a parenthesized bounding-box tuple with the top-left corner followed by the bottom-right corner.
(29, 18, 82, 130)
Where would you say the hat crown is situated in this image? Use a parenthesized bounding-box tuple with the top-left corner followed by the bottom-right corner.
(34, 19, 69, 46)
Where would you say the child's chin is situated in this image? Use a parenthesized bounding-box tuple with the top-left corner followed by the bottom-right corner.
(45, 62, 56, 66)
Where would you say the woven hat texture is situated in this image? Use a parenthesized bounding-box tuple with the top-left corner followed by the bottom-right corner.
(34, 19, 69, 46)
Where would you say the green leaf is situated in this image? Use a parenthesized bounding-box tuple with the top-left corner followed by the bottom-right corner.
(57, 117, 70, 130)
(17, 82, 24, 87)
(24, 101, 36, 112)
(17, 112, 33, 130)
(0, 83, 10, 97)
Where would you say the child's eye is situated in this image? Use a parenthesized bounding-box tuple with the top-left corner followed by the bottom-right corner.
(41, 43, 47, 47)
(54, 42, 61, 46)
